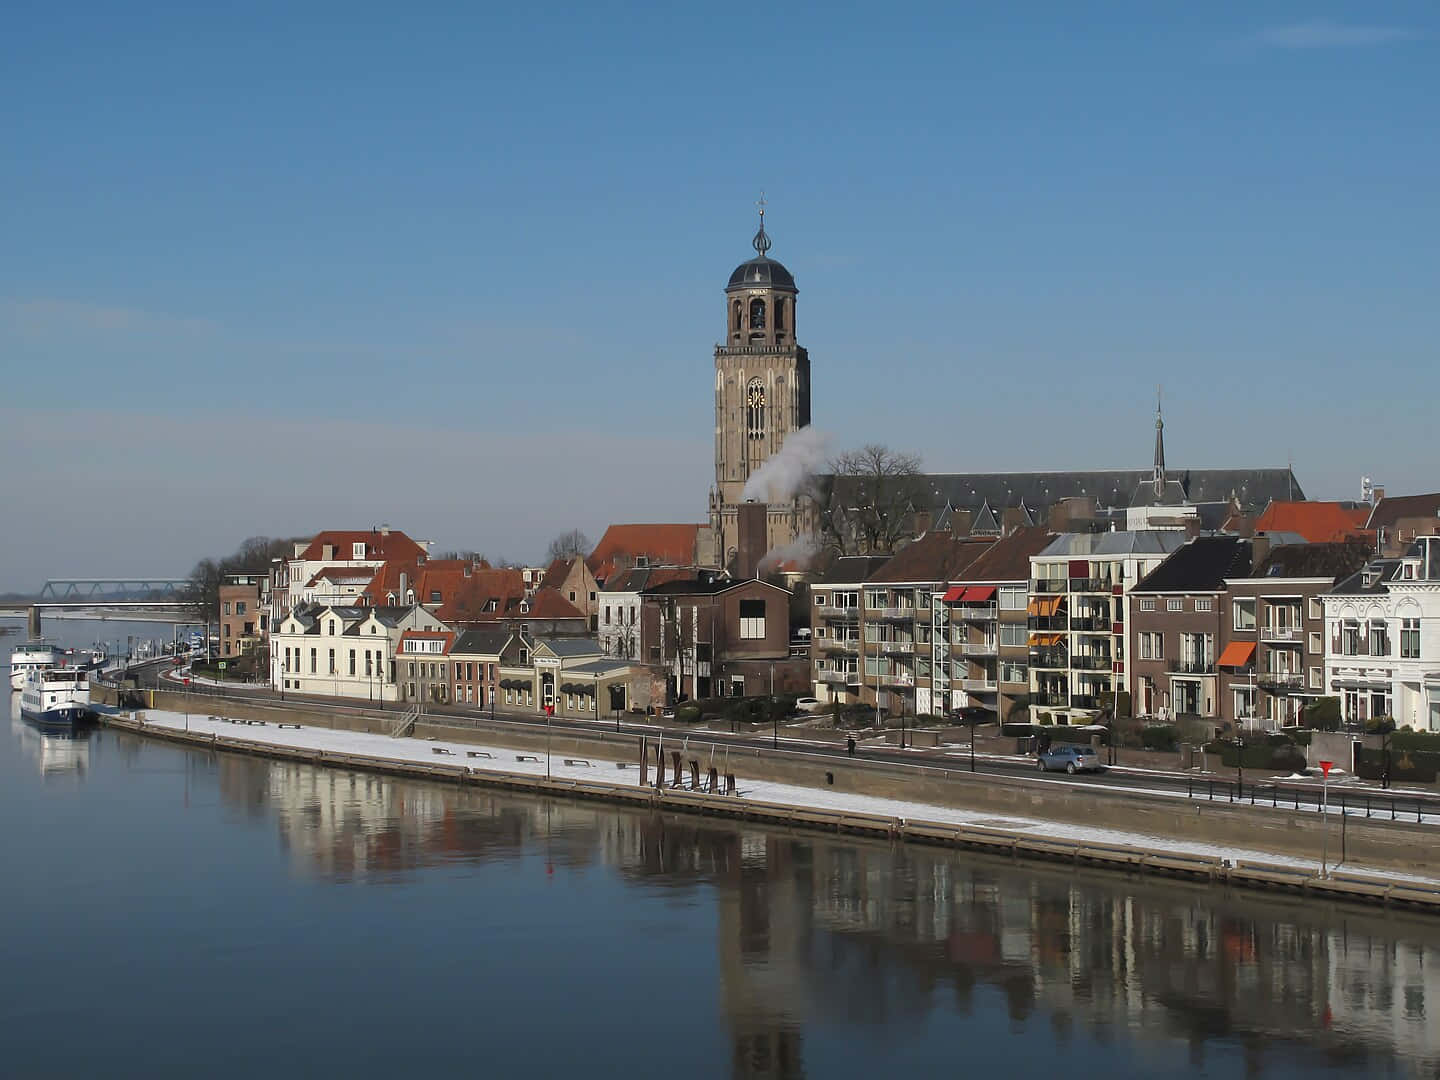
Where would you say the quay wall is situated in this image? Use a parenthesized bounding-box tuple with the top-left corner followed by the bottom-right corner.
(94, 685, 1439, 885)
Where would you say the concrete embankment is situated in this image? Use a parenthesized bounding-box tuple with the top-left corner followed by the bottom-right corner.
(90, 688, 1440, 914)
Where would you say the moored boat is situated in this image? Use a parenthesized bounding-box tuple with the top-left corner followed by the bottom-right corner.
(10, 641, 61, 690)
(19, 667, 92, 725)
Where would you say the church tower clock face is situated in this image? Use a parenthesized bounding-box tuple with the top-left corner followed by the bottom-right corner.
(710, 199, 813, 569)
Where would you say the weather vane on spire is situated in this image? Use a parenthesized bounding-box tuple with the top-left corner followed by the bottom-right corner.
(752, 191, 771, 257)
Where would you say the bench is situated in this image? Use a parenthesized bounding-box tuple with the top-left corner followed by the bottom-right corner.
(563, 759, 592, 767)
(278, 723, 302, 730)
(616, 762, 635, 770)
(516, 754, 541, 763)
(246, 720, 267, 726)
(466, 751, 493, 759)
(432, 747, 454, 756)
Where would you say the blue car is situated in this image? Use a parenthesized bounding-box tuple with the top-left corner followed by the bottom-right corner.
(1036, 745, 1103, 774)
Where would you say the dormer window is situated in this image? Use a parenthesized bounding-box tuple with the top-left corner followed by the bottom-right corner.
(635, 555, 650, 568)
(328, 621, 337, 635)
(429, 590, 442, 604)
(352, 543, 365, 559)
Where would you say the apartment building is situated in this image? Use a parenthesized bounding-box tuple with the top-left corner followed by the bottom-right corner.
(1029, 531, 1185, 721)
(1324, 536, 1440, 730)
(809, 556, 890, 706)
(933, 527, 1054, 722)
(219, 571, 266, 658)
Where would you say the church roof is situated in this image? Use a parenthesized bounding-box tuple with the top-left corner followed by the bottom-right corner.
(727, 256, 796, 292)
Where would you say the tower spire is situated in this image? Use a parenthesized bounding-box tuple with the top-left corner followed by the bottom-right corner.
(752, 191, 771, 257)
(1153, 385, 1166, 497)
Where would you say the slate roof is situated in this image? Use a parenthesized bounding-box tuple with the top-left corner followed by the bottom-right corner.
(1245, 541, 1372, 583)
(865, 533, 994, 584)
(1036, 531, 1187, 559)
(536, 637, 603, 658)
(1366, 493, 1440, 532)
(1256, 501, 1372, 544)
(1132, 537, 1253, 593)
(598, 565, 700, 593)
(953, 527, 1056, 583)
(1330, 559, 1403, 596)
(811, 555, 892, 587)
(828, 468, 1304, 519)
(567, 659, 633, 677)
(451, 628, 511, 656)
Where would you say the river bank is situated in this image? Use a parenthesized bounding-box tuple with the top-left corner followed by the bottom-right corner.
(94, 698, 1440, 915)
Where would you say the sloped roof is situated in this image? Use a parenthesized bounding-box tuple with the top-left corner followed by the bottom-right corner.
(538, 558, 572, 590)
(523, 588, 584, 620)
(1246, 541, 1372, 583)
(599, 565, 699, 593)
(451, 628, 511, 656)
(954, 526, 1056, 583)
(1330, 559, 1403, 596)
(1256, 501, 1371, 543)
(536, 637, 603, 658)
(567, 658, 634, 677)
(299, 529, 425, 563)
(1132, 537, 1253, 593)
(1037, 531, 1188, 558)
(1366, 493, 1440, 531)
(417, 567, 528, 624)
(587, 524, 704, 581)
(811, 555, 892, 587)
(865, 533, 993, 584)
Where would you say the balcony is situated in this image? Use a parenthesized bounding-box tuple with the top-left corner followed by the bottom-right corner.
(817, 671, 851, 685)
(1070, 577, 1112, 594)
(958, 640, 997, 657)
(954, 605, 997, 621)
(1028, 615, 1069, 632)
(821, 607, 859, 621)
(962, 678, 998, 692)
(819, 639, 858, 654)
(1167, 659, 1216, 675)
(1070, 654, 1113, 671)
(867, 605, 918, 621)
(1031, 579, 1068, 593)
(878, 671, 915, 687)
(1070, 694, 1101, 710)
(1262, 625, 1301, 643)
(1070, 617, 1111, 633)
(1029, 650, 1069, 670)
(1257, 671, 1304, 691)
(1032, 691, 1069, 707)
(881, 640, 916, 655)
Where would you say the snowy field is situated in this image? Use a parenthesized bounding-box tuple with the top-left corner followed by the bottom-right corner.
(127, 707, 1440, 888)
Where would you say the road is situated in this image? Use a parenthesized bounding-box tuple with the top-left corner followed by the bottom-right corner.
(111, 658, 1440, 821)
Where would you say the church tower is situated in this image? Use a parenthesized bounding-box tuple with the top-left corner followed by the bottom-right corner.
(710, 201, 812, 571)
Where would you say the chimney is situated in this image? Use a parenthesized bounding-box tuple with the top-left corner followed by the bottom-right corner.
(1373, 486, 1385, 505)
(380, 523, 391, 537)
(736, 501, 768, 580)
(1250, 535, 1271, 570)
(398, 571, 408, 599)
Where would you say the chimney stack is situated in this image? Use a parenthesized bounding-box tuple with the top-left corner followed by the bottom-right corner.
(736, 501, 768, 580)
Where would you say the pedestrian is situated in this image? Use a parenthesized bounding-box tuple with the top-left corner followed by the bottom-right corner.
(846, 736, 856, 757)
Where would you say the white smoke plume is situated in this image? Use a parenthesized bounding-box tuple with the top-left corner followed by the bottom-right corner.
(741, 426, 830, 503)
(757, 534, 821, 574)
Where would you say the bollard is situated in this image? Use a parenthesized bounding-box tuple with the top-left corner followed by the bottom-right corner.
(671, 751, 683, 789)
(640, 743, 649, 787)
(725, 772, 736, 795)
(708, 766, 719, 793)
(689, 760, 700, 789)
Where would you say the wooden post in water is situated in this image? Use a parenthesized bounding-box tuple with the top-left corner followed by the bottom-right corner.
(671, 751, 682, 788)
(689, 760, 700, 789)
(27, 605, 41, 640)
(708, 767, 719, 793)
(639, 738, 648, 787)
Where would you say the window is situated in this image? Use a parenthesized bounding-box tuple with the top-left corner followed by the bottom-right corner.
(998, 586, 1026, 610)
(866, 590, 887, 610)
(1342, 621, 1361, 656)
(1167, 598, 1184, 612)
(1001, 662, 1026, 684)
(328, 648, 335, 674)
(236, 601, 246, 615)
(1233, 688, 1255, 722)
(1139, 632, 1163, 660)
(352, 542, 366, 559)
(1308, 597, 1323, 620)
(1369, 621, 1389, 657)
(1195, 598, 1213, 613)
(518, 648, 528, 665)
(745, 378, 766, 439)
(739, 599, 766, 639)
(1309, 666, 1323, 689)
(998, 623, 1027, 647)
(223, 602, 232, 615)
(310, 648, 317, 674)
(568, 591, 576, 602)
(365, 651, 373, 677)
(834, 591, 859, 610)
(329, 621, 337, 636)
(749, 298, 766, 330)
(1139, 598, 1156, 612)
(605, 606, 612, 624)
(1402, 617, 1421, 659)
(814, 595, 827, 606)
(1309, 631, 1322, 654)
(348, 650, 355, 676)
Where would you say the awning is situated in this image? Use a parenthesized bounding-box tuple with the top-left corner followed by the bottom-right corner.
(1028, 632, 1063, 648)
(1027, 596, 1061, 617)
(1217, 641, 1256, 668)
(941, 586, 965, 603)
(966, 586, 996, 602)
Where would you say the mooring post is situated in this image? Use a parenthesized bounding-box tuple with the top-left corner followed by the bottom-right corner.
(639, 740, 649, 787)
(690, 760, 700, 789)
(671, 751, 682, 788)
(708, 766, 719, 793)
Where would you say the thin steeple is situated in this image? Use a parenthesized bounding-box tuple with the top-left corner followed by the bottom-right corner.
(752, 191, 771, 257)
(1153, 385, 1166, 497)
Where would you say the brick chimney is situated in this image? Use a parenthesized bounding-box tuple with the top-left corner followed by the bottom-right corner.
(736, 501, 768, 580)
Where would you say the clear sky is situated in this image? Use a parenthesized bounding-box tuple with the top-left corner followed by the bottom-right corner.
(3, 3, 1436, 590)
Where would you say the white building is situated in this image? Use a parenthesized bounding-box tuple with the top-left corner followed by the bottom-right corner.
(269, 603, 450, 702)
(1323, 537, 1440, 730)
(281, 528, 428, 613)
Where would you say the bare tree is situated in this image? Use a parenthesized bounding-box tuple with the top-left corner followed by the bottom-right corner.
(184, 536, 302, 618)
(545, 529, 591, 563)
(814, 444, 926, 555)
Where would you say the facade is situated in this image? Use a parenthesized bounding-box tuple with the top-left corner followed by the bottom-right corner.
(809, 556, 890, 706)
(640, 575, 801, 701)
(1128, 537, 1254, 723)
(270, 604, 447, 702)
(450, 627, 508, 708)
(284, 528, 426, 611)
(597, 566, 697, 659)
(933, 527, 1055, 722)
(396, 629, 457, 705)
(1323, 537, 1440, 730)
(538, 557, 600, 631)
(855, 533, 994, 718)
(709, 205, 813, 568)
(1366, 493, 1440, 557)
(1029, 531, 1185, 721)
(219, 571, 266, 658)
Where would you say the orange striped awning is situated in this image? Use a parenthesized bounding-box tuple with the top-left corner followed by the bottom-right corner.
(1217, 641, 1256, 667)
(1028, 632, 1063, 648)
(1027, 595, 1061, 617)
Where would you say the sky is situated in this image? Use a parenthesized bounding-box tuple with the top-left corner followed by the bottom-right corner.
(2, 3, 1437, 590)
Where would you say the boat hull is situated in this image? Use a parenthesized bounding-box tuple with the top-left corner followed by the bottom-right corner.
(20, 702, 90, 726)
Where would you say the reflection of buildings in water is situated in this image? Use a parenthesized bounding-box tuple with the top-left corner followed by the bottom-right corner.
(9, 709, 90, 779)
(1327, 935, 1440, 1064)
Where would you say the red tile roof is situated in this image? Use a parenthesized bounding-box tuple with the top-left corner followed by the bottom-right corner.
(587, 524, 705, 582)
(299, 529, 426, 563)
(538, 558, 572, 590)
(522, 588, 584, 620)
(397, 629, 456, 654)
(1256, 501, 1372, 544)
(419, 567, 528, 624)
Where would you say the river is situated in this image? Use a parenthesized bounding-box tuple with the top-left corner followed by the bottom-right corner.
(4, 617, 1438, 1077)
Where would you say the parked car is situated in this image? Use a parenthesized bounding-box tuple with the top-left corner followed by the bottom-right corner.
(794, 697, 822, 713)
(1036, 745, 1104, 774)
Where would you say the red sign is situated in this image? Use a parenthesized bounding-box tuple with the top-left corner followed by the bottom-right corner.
(183, 678, 191, 687)
(544, 705, 554, 717)
(1319, 759, 1334, 778)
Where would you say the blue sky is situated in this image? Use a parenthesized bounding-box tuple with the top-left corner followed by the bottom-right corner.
(2, 3, 1436, 589)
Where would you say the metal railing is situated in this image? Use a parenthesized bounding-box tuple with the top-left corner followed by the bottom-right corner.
(881, 641, 915, 654)
(962, 678, 997, 692)
(817, 671, 850, 685)
(1069, 577, 1112, 593)
(1031, 580, 1068, 594)
(1187, 777, 1431, 824)
(953, 605, 997, 621)
(1257, 671, 1304, 689)
(1167, 659, 1216, 675)
(1070, 654, 1113, 671)
(958, 640, 997, 657)
(1070, 617, 1111, 633)
(1028, 651, 1069, 669)
(1027, 616, 1068, 631)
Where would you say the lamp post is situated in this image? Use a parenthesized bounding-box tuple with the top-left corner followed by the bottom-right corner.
(545, 703, 554, 781)
(1319, 758, 1334, 877)
(1235, 732, 1244, 800)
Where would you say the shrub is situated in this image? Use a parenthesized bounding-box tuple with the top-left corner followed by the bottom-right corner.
(1140, 725, 1178, 753)
(1364, 716, 1396, 735)
(1036, 713, 1053, 726)
(1303, 697, 1342, 732)
(674, 704, 702, 723)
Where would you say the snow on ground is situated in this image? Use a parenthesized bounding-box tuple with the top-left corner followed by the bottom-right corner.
(129, 708, 1440, 886)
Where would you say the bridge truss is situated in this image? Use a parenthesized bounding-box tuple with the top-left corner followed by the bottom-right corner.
(38, 578, 191, 601)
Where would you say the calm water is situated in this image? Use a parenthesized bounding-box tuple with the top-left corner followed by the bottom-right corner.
(4, 618, 1440, 1078)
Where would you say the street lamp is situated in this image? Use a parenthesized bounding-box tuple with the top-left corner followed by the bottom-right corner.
(1235, 732, 1244, 799)
(1318, 758, 1335, 877)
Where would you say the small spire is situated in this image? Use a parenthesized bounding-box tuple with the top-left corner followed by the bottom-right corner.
(1153, 385, 1166, 497)
(752, 191, 771, 257)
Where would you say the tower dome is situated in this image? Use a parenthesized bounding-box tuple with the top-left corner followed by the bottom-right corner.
(726, 205, 797, 293)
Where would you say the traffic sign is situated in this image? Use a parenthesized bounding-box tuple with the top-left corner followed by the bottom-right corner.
(1319, 759, 1334, 778)
(219, 662, 227, 670)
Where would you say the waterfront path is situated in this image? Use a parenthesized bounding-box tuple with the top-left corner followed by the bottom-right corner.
(107, 705, 1440, 910)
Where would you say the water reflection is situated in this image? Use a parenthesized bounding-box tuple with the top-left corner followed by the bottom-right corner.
(200, 751, 1440, 1077)
(9, 698, 91, 779)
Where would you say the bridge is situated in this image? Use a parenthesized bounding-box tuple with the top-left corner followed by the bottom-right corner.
(37, 578, 190, 601)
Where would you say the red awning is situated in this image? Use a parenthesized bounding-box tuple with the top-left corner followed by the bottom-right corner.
(966, 586, 996, 602)
(942, 587, 965, 603)
(1217, 641, 1256, 667)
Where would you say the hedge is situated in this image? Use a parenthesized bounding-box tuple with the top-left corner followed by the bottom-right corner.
(1140, 725, 1178, 753)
